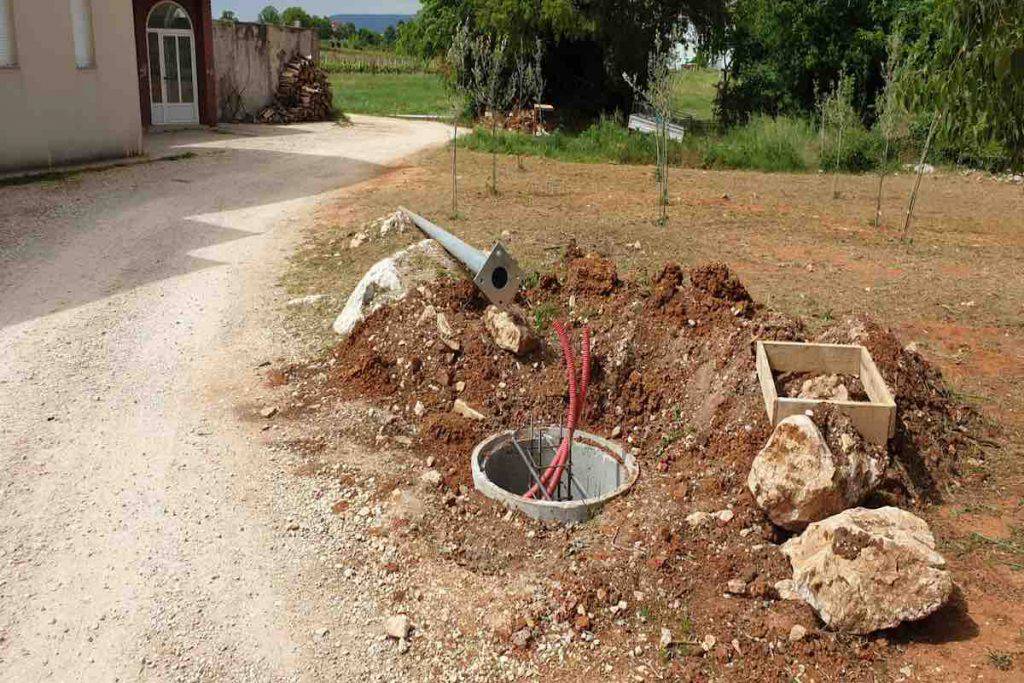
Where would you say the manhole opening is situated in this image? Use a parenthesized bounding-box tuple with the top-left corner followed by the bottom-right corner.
(472, 426, 638, 522)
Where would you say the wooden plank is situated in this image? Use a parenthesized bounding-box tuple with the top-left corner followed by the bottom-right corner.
(775, 398, 891, 446)
(755, 340, 897, 445)
(761, 341, 861, 375)
(755, 342, 777, 425)
(859, 347, 897, 438)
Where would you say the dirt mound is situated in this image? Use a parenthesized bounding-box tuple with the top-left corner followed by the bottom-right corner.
(818, 317, 986, 501)
(689, 262, 753, 305)
(281, 245, 984, 679)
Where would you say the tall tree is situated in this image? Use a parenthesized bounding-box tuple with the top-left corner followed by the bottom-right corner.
(904, 0, 1024, 170)
(712, 0, 899, 126)
(257, 5, 281, 25)
(280, 6, 312, 28)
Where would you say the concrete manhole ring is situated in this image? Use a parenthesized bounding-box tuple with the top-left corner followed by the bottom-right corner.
(471, 425, 639, 522)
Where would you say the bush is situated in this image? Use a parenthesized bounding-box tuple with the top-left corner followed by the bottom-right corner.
(821, 124, 886, 172)
(702, 116, 818, 172)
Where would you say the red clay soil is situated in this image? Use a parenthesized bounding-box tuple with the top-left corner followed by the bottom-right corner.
(283, 247, 992, 680)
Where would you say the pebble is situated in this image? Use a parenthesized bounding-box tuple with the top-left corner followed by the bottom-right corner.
(789, 625, 807, 642)
(384, 614, 411, 639)
(259, 406, 278, 418)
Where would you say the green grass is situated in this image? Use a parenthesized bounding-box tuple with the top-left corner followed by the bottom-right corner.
(669, 68, 720, 120)
(460, 118, 694, 165)
(329, 73, 448, 116)
(702, 115, 819, 172)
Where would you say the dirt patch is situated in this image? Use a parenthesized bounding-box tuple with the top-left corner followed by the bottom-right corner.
(276, 247, 992, 680)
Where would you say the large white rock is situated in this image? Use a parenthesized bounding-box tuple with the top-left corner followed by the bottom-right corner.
(782, 506, 953, 633)
(747, 414, 885, 530)
(332, 239, 458, 337)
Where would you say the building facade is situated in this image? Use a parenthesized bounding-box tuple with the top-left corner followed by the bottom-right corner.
(0, 0, 215, 173)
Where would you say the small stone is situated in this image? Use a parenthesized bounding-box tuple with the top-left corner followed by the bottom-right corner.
(701, 634, 716, 653)
(397, 638, 410, 654)
(659, 628, 672, 648)
(285, 293, 325, 307)
(726, 579, 747, 595)
(511, 627, 531, 649)
(420, 469, 442, 486)
(774, 579, 800, 601)
(413, 401, 425, 417)
(425, 456, 435, 467)
(384, 615, 411, 640)
(259, 406, 277, 418)
(452, 399, 486, 420)
(416, 305, 436, 327)
(611, 425, 622, 438)
(686, 511, 713, 528)
(455, 381, 466, 393)
(716, 509, 734, 523)
(436, 312, 455, 339)
(789, 625, 807, 642)
(483, 306, 538, 356)
(349, 232, 368, 249)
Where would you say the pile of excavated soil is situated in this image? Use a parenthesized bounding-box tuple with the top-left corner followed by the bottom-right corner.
(279, 245, 987, 679)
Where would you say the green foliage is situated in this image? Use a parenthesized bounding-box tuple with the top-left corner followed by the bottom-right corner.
(823, 124, 886, 172)
(257, 5, 281, 25)
(400, 0, 727, 114)
(219, 10, 237, 23)
(280, 6, 311, 28)
(902, 0, 1024, 169)
(712, 0, 901, 125)
(702, 116, 818, 172)
(321, 48, 432, 75)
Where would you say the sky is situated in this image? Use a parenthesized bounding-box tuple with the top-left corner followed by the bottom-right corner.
(212, 1, 421, 21)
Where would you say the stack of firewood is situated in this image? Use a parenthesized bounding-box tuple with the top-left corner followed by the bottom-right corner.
(256, 56, 333, 124)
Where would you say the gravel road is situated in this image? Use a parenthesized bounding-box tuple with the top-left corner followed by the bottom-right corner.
(0, 117, 451, 681)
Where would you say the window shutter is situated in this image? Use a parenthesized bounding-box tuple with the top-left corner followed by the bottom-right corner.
(70, 0, 95, 68)
(0, 0, 16, 67)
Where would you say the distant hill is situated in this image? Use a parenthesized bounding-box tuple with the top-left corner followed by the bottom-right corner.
(329, 14, 414, 33)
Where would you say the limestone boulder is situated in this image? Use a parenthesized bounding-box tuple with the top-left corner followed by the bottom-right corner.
(483, 306, 538, 356)
(332, 239, 459, 337)
(747, 414, 886, 530)
(782, 506, 953, 633)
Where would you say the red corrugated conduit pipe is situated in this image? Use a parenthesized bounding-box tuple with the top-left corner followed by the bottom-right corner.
(524, 321, 591, 500)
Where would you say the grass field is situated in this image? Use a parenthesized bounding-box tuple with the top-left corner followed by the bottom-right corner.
(670, 67, 720, 120)
(329, 73, 448, 116)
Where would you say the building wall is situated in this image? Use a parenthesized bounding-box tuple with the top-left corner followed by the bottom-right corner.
(213, 21, 319, 122)
(132, 0, 215, 127)
(0, 0, 144, 172)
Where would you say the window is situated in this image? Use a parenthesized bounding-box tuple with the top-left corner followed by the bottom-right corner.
(148, 2, 192, 30)
(0, 0, 16, 67)
(70, 0, 95, 68)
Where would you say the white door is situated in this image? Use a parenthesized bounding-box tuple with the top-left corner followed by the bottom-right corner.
(147, 28, 198, 125)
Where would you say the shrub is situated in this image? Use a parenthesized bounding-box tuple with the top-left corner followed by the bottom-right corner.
(702, 116, 818, 172)
(822, 124, 886, 172)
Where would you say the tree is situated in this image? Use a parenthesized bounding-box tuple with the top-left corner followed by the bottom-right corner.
(400, 0, 726, 115)
(712, 0, 899, 126)
(625, 30, 679, 226)
(903, 0, 1024, 171)
(257, 5, 281, 25)
(280, 6, 311, 28)
(383, 25, 398, 46)
(470, 33, 512, 194)
(818, 73, 857, 199)
(873, 30, 908, 227)
(219, 10, 237, 23)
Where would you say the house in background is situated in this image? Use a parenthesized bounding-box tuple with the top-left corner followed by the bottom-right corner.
(0, 0, 216, 173)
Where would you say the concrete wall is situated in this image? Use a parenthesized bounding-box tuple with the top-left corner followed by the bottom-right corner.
(0, 1, 144, 172)
(213, 21, 319, 122)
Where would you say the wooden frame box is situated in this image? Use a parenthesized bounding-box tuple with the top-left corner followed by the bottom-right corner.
(755, 341, 896, 446)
